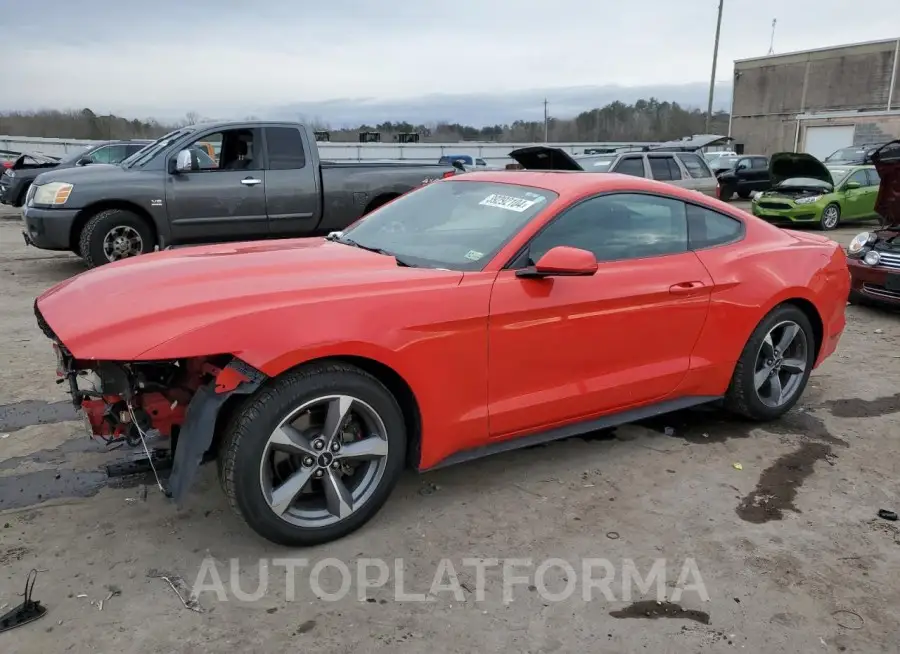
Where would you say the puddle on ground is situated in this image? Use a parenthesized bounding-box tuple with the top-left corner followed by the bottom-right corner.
(0, 399, 77, 433)
(826, 392, 900, 419)
(735, 442, 832, 524)
(609, 600, 710, 625)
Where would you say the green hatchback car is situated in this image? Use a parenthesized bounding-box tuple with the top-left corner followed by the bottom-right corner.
(750, 152, 881, 230)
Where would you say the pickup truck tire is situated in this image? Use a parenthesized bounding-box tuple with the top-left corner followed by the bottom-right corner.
(78, 208, 155, 268)
(737, 189, 751, 199)
(219, 361, 407, 546)
(718, 185, 734, 201)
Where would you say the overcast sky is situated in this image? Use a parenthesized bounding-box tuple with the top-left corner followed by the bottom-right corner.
(2, 0, 898, 125)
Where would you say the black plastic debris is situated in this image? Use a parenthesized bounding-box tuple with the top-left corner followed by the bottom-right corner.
(877, 509, 898, 521)
(0, 569, 47, 633)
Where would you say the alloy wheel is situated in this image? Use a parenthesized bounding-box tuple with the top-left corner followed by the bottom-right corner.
(102, 226, 144, 261)
(822, 205, 839, 229)
(753, 320, 809, 408)
(258, 394, 389, 528)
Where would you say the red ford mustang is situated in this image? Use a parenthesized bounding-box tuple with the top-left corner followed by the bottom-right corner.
(35, 171, 849, 545)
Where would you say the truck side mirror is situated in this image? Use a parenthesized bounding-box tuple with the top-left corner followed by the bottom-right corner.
(171, 149, 193, 174)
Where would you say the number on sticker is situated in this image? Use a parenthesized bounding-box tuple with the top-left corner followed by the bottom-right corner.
(479, 194, 538, 212)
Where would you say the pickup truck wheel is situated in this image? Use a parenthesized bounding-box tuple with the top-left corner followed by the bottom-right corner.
(219, 362, 407, 546)
(724, 304, 815, 421)
(78, 209, 155, 268)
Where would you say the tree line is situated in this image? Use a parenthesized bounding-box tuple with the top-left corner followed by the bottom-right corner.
(0, 99, 730, 144)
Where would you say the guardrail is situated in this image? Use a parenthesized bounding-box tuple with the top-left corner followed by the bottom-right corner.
(0, 135, 656, 166)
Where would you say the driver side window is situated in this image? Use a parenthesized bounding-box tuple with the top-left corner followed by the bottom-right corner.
(180, 129, 261, 172)
(525, 193, 688, 265)
(845, 170, 869, 187)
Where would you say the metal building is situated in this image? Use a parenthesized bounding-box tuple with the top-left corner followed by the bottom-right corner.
(729, 38, 900, 158)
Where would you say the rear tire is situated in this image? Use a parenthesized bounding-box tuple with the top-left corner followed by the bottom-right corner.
(725, 304, 816, 421)
(219, 362, 407, 546)
(78, 208, 155, 268)
(719, 185, 734, 201)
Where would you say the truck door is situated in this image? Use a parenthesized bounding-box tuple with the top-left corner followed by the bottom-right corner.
(263, 126, 321, 237)
(165, 128, 268, 245)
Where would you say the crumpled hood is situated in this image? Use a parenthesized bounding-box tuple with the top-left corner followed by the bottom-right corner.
(769, 152, 833, 187)
(36, 238, 463, 360)
(872, 140, 900, 228)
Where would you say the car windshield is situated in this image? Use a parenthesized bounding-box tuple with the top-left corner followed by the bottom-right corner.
(576, 155, 616, 171)
(57, 146, 96, 165)
(121, 127, 195, 168)
(337, 180, 558, 271)
(716, 155, 741, 168)
(826, 166, 853, 185)
(824, 147, 868, 163)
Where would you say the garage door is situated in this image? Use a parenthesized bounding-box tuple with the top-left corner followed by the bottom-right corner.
(803, 125, 855, 160)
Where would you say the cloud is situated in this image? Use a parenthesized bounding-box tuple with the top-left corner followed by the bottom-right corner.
(1, 0, 897, 125)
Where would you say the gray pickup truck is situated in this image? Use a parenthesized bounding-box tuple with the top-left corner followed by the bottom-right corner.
(21, 121, 457, 267)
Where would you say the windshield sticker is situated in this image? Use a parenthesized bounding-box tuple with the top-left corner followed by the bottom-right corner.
(479, 193, 539, 212)
(464, 250, 484, 261)
(593, 161, 612, 167)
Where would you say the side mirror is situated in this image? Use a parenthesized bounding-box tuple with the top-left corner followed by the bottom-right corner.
(516, 246, 598, 279)
(845, 181, 861, 190)
(452, 160, 467, 172)
(78, 156, 93, 166)
(172, 149, 193, 174)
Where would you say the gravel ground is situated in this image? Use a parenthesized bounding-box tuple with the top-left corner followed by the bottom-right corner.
(1, 204, 899, 653)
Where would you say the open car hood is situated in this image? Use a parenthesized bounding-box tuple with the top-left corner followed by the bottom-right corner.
(769, 152, 833, 187)
(872, 140, 900, 228)
(508, 146, 583, 171)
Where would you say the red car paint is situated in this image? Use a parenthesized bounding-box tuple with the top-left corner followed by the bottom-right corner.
(37, 171, 849, 471)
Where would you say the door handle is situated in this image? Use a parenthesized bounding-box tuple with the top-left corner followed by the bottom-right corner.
(669, 281, 706, 294)
(241, 177, 262, 186)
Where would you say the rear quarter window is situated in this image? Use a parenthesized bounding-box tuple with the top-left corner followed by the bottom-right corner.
(686, 204, 744, 249)
(676, 153, 713, 179)
(613, 156, 646, 177)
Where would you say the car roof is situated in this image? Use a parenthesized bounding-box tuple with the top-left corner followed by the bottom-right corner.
(446, 170, 711, 202)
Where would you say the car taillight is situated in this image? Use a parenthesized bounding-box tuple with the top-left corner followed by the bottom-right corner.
(442, 171, 456, 178)
(715, 182, 721, 199)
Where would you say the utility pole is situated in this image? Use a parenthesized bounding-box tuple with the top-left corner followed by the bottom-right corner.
(767, 18, 777, 55)
(705, 0, 724, 134)
(543, 98, 549, 142)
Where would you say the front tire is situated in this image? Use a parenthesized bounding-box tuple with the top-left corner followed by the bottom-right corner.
(725, 304, 816, 421)
(819, 203, 840, 231)
(219, 362, 407, 546)
(78, 208, 155, 268)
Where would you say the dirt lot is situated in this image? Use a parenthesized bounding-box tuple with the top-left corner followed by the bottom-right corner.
(1, 204, 899, 653)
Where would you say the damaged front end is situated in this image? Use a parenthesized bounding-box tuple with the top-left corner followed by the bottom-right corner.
(846, 141, 900, 304)
(35, 301, 266, 503)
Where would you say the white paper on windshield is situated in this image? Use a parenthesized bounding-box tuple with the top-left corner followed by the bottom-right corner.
(479, 193, 538, 212)
(464, 250, 484, 261)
